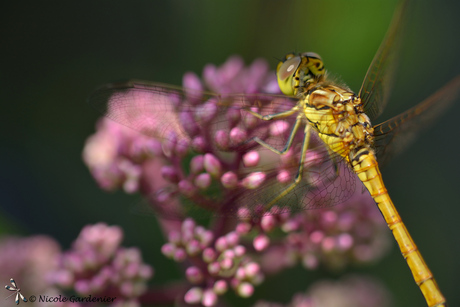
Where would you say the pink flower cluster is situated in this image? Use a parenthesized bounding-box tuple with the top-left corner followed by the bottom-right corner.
(161, 218, 263, 306)
(48, 223, 153, 307)
(249, 189, 391, 274)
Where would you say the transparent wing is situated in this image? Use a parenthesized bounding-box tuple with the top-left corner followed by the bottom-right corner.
(89, 80, 300, 151)
(88, 80, 358, 220)
(358, 0, 410, 121)
(229, 149, 358, 219)
(141, 135, 358, 221)
(373, 75, 460, 166)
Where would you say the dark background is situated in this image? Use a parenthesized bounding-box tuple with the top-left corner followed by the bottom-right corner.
(2, 1, 459, 306)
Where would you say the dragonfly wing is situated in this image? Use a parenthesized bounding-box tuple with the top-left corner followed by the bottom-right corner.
(91, 80, 348, 219)
(89, 80, 216, 144)
(358, 0, 411, 121)
(373, 75, 460, 166)
(88, 80, 298, 152)
(130, 120, 357, 220)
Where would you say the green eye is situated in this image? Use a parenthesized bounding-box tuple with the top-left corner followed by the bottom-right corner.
(277, 56, 301, 96)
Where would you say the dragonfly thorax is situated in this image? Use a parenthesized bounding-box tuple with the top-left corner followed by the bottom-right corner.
(302, 84, 374, 162)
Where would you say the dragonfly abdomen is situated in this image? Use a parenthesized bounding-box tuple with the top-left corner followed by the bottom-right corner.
(352, 150, 446, 307)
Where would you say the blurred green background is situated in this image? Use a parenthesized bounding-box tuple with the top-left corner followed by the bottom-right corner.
(2, 0, 459, 306)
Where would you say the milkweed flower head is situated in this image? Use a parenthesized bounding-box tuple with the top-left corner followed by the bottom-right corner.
(162, 218, 263, 306)
(48, 223, 153, 307)
(84, 56, 391, 305)
(83, 117, 152, 194)
(251, 188, 391, 273)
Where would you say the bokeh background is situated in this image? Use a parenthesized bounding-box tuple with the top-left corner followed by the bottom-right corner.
(2, 0, 460, 306)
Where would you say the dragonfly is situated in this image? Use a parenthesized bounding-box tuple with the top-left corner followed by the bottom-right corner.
(88, 1, 459, 306)
(4, 278, 27, 305)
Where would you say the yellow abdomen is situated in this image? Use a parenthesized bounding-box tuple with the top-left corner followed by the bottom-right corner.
(352, 150, 446, 307)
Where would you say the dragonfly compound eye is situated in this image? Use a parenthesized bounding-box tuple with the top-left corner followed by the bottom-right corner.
(276, 55, 301, 96)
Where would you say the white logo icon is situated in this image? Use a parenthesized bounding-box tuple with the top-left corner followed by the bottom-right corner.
(5, 278, 27, 305)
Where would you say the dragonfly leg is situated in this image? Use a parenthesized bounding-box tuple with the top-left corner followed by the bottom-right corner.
(243, 105, 301, 154)
(248, 114, 303, 154)
(264, 124, 312, 210)
(245, 105, 299, 121)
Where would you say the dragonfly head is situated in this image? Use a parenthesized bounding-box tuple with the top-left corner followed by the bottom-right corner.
(276, 52, 325, 96)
